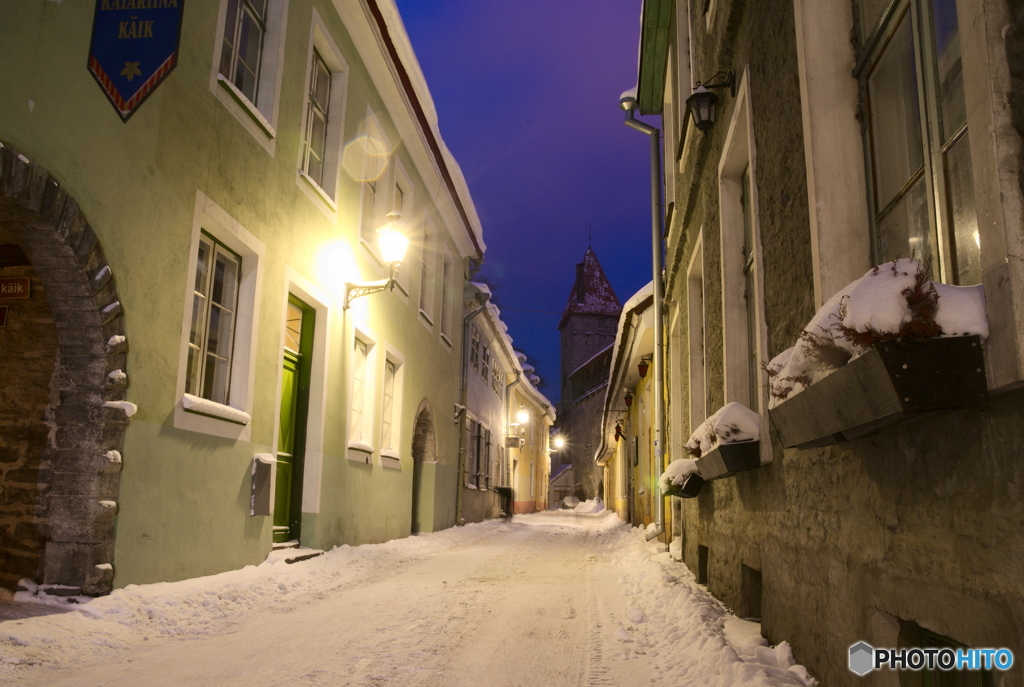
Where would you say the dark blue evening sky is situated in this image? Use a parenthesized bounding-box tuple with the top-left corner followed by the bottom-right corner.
(395, 0, 660, 403)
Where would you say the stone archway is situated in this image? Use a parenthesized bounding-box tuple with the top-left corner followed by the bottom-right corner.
(410, 400, 436, 533)
(0, 142, 129, 595)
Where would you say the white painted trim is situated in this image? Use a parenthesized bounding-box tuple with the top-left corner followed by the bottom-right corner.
(378, 342, 406, 464)
(686, 230, 706, 437)
(174, 191, 265, 442)
(208, 0, 289, 156)
(716, 68, 772, 465)
(349, 321, 379, 450)
(295, 9, 350, 218)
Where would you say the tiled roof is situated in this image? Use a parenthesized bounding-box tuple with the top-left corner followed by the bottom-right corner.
(558, 248, 622, 329)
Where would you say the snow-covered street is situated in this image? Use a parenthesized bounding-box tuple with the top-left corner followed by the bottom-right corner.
(1, 512, 815, 686)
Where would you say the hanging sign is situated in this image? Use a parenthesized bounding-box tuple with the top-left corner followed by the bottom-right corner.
(0, 277, 30, 300)
(87, 0, 185, 122)
(0, 306, 7, 328)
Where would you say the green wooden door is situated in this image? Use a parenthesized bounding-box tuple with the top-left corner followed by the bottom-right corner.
(273, 297, 314, 544)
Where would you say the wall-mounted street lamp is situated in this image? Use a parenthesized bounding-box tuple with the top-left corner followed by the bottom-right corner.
(553, 436, 566, 450)
(637, 355, 652, 379)
(344, 212, 409, 309)
(685, 71, 735, 132)
(624, 390, 634, 408)
(516, 406, 530, 425)
(614, 423, 622, 441)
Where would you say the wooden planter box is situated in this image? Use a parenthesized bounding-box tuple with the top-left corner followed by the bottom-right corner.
(695, 440, 760, 480)
(769, 335, 987, 450)
(663, 472, 705, 498)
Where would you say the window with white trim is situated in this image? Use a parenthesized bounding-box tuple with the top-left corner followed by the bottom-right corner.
(855, 0, 980, 284)
(687, 231, 708, 433)
(440, 254, 453, 342)
(359, 113, 392, 248)
(186, 234, 241, 405)
(418, 222, 433, 318)
(301, 49, 330, 187)
(470, 326, 480, 371)
(381, 359, 395, 451)
(492, 360, 503, 395)
(220, 0, 267, 104)
(212, 0, 287, 146)
(481, 344, 490, 381)
(350, 338, 369, 443)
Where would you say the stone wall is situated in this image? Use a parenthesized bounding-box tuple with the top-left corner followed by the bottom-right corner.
(0, 257, 57, 591)
(0, 142, 130, 595)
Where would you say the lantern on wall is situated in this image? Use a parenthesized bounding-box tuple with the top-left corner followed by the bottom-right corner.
(685, 71, 735, 133)
(637, 357, 650, 379)
(614, 423, 622, 441)
(624, 390, 633, 408)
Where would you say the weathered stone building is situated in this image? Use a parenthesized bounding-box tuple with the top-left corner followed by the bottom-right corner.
(556, 247, 621, 499)
(615, 0, 1024, 685)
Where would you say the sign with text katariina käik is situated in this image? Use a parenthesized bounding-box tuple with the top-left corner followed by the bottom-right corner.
(88, 0, 185, 121)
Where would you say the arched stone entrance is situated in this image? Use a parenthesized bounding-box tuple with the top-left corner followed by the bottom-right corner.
(410, 400, 435, 533)
(0, 142, 129, 595)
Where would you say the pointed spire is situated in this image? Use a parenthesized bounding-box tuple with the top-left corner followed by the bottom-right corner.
(559, 247, 621, 329)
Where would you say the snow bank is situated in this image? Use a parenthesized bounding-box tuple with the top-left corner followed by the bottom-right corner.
(573, 498, 604, 513)
(658, 458, 699, 494)
(611, 527, 817, 686)
(768, 260, 988, 408)
(685, 403, 760, 457)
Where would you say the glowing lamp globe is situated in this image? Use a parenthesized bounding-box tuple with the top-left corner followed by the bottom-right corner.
(516, 408, 530, 424)
(377, 213, 408, 264)
(553, 436, 565, 450)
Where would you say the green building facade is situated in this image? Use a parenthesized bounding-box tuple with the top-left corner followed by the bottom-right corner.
(0, 0, 483, 593)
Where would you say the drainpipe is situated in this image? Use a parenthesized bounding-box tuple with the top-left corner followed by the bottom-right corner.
(620, 93, 666, 543)
(455, 296, 490, 525)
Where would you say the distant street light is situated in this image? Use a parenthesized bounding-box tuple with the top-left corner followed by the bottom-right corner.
(553, 436, 565, 450)
(517, 407, 530, 425)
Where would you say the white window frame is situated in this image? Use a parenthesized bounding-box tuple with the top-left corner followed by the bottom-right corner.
(418, 217, 435, 327)
(439, 249, 454, 347)
(174, 191, 265, 441)
(348, 324, 377, 463)
(210, 0, 289, 154)
(718, 68, 771, 464)
(687, 229, 707, 436)
(390, 160, 415, 296)
(379, 344, 405, 469)
(295, 10, 349, 217)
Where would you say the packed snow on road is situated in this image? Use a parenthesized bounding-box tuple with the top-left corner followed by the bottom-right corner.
(0, 511, 815, 686)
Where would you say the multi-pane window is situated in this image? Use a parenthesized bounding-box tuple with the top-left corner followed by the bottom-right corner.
(418, 228, 429, 313)
(470, 327, 480, 370)
(381, 359, 396, 451)
(219, 0, 267, 103)
(302, 49, 331, 187)
(483, 428, 492, 489)
(393, 184, 405, 216)
(492, 362, 503, 395)
(440, 256, 453, 340)
(466, 419, 478, 487)
(481, 344, 490, 381)
(350, 339, 368, 443)
(186, 234, 241, 405)
(740, 166, 759, 409)
(856, 0, 980, 284)
(361, 177, 378, 244)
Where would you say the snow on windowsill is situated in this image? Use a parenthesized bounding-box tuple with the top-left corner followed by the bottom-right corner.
(181, 394, 251, 426)
(685, 402, 760, 457)
(347, 441, 373, 464)
(381, 450, 401, 470)
(217, 75, 275, 139)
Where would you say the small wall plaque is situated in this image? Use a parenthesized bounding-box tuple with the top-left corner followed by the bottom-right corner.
(0, 277, 30, 300)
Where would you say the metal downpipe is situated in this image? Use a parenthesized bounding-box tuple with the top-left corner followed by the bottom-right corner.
(624, 108, 666, 543)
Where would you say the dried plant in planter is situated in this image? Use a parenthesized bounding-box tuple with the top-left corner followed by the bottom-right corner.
(831, 259, 941, 348)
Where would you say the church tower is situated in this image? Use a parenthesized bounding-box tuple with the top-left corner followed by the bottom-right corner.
(556, 247, 621, 499)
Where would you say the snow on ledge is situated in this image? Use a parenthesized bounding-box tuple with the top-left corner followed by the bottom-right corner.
(659, 458, 699, 494)
(181, 394, 250, 426)
(686, 403, 760, 457)
(348, 441, 374, 454)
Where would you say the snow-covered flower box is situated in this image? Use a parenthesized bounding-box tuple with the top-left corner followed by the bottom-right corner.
(766, 259, 989, 450)
(695, 440, 761, 481)
(770, 336, 987, 449)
